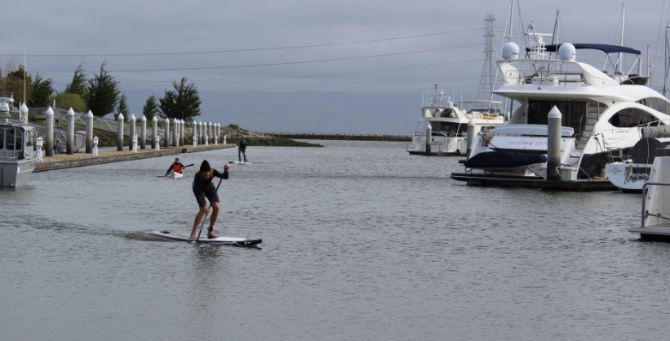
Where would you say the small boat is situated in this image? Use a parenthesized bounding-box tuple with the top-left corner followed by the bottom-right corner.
(407, 85, 505, 156)
(629, 156, 670, 240)
(606, 128, 670, 192)
(170, 171, 184, 179)
(0, 97, 35, 188)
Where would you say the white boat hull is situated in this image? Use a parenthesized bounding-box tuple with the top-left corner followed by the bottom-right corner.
(0, 159, 35, 188)
(605, 162, 649, 192)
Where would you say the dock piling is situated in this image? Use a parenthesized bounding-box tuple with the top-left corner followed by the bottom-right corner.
(85, 110, 94, 153)
(45, 107, 54, 157)
(129, 114, 136, 151)
(151, 116, 158, 149)
(116, 113, 124, 152)
(140, 115, 146, 150)
(547, 106, 562, 180)
(66, 108, 75, 155)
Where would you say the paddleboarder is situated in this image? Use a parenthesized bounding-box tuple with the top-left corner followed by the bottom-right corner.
(238, 137, 247, 162)
(165, 157, 185, 177)
(191, 160, 229, 240)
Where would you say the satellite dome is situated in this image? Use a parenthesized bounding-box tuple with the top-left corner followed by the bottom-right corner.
(559, 43, 576, 61)
(501, 42, 519, 60)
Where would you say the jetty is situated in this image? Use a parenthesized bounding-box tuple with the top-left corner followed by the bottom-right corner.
(35, 144, 235, 172)
(265, 132, 410, 142)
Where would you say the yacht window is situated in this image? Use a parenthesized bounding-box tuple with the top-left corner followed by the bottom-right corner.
(16, 130, 23, 151)
(527, 100, 587, 136)
(609, 108, 661, 127)
(0, 128, 3, 149)
(637, 97, 670, 115)
(437, 122, 464, 136)
(6, 128, 14, 150)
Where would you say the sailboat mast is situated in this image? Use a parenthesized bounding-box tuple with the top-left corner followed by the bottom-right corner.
(617, 3, 626, 74)
(664, 25, 669, 96)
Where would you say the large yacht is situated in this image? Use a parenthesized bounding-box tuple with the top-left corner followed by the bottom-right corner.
(451, 29, 670, 184)
(408, 85, 505, 156)
(0, 97, 35, 187)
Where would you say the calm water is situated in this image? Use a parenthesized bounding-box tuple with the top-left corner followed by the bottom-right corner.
(1, 140, 669, 340)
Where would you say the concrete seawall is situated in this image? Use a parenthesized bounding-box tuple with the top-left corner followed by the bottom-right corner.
(35, 144, 235, 172)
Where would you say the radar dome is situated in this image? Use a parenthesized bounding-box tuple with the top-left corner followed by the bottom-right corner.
(559, 43, 576, 61)
(501, 42, 519, 60)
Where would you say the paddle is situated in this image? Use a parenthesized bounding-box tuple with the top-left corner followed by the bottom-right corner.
(195, 166, 227, 242)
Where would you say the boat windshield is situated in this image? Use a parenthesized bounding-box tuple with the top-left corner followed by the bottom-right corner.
(527, 100, 587, 136)
(0, 128, 3, 149)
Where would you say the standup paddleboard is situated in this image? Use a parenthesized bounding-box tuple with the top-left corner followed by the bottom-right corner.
(229, 161, 252, 165)
(148, 230, 262, 247)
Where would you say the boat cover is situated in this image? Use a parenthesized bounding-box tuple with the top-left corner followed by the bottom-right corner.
(464, 151, 547, 169)
(642, 126, 670, 139)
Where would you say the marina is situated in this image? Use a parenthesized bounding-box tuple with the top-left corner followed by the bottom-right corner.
(3, 0, 670, 339)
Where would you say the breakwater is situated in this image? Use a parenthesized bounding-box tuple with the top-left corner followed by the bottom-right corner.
(265, 132, 410, 142)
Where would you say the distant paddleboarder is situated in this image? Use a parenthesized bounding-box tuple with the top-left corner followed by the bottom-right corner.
(191, 160, 229, 240)
(238, 137, 247, 162)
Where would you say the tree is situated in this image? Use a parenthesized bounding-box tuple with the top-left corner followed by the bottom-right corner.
(65, 64, 87, 96)
(28, 74, 54, 107)
(55, 93, 87, 112)
(143, 95, 159, 120)
(85, 62, 119, 117)
(0, 65, 32, 104)
(159, 77, 201, 120)
(116, 94, 128, 120)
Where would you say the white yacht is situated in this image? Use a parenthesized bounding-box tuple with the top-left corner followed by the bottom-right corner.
(629, 156, 670, 240)
(451, 29, 670, 185)
(0, 97, 35, 187)
(408, 86, 504, 156)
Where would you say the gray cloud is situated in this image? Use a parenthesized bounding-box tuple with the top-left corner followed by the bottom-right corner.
(2, 0, 669, 133)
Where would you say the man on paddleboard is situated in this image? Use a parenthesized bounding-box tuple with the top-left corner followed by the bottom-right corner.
(238, 138, 247, 163)
(191, 160, 229, 240)
(165, 158, 185, 177)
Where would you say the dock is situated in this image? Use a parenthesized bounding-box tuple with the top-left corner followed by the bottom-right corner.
(450, 172, 617, 191)
(34, 144, 235, 172)
(265, 132, 410, 142)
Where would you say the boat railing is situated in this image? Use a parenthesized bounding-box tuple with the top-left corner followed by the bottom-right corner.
(641, 182, 670, 229)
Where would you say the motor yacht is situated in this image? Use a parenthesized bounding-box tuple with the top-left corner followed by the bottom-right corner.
(452, 28, 670, 185)
(0, 97, 35, 187)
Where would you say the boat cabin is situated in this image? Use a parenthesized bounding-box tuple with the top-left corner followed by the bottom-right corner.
(0, 124, 34, 161)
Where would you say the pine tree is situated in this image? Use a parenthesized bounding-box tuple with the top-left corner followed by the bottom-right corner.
(143, 95, 159, 120)
(116, 94, 129, 120)
(65, 64, 87, 96)
(85, 62, 119, 117)
(159, 77, 201, 120)
(28, 74, 54, 107)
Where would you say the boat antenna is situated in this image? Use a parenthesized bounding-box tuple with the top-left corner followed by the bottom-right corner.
(664, 25, 669, 96)
(23, 46, 27, 106)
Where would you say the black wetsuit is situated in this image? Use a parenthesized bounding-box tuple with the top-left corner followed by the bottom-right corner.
(238, 140, 247, 162)
(192, 169, 229, 208)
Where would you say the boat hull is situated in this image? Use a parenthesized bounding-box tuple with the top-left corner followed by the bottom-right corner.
(0, 159, 35, 188)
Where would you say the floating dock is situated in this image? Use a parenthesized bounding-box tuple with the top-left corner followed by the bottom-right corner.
(450, 172, 617, 191)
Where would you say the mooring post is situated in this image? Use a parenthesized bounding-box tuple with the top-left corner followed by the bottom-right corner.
(65, 108, 75, 154)
(164, 117, 170, 148)
(20, 102, 28, 124)
(425, 121, 432, 153)
(45, 107, 54, 157)
(224, 134, 227, 145)
(466, 118, 476, 158)
(152, 116, 158, 149)
(92, 136, 99, 156)
(35, 137, 43, 161)
(85, 110, 94, 153)
(172, 118, 179, 147)
(140, 115, 147, 150)
(192, 120, 198, 146)
(547, 106, 562, 181)
(205, 122, 210, 146)
(129, 114, 137, 151)
(116, 113, 124, 151)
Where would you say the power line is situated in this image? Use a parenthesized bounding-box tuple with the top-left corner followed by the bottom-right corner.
(5, 28, 482, 58)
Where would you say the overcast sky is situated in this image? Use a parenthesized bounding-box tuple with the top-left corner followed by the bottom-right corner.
(2, 0, 669, 134)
